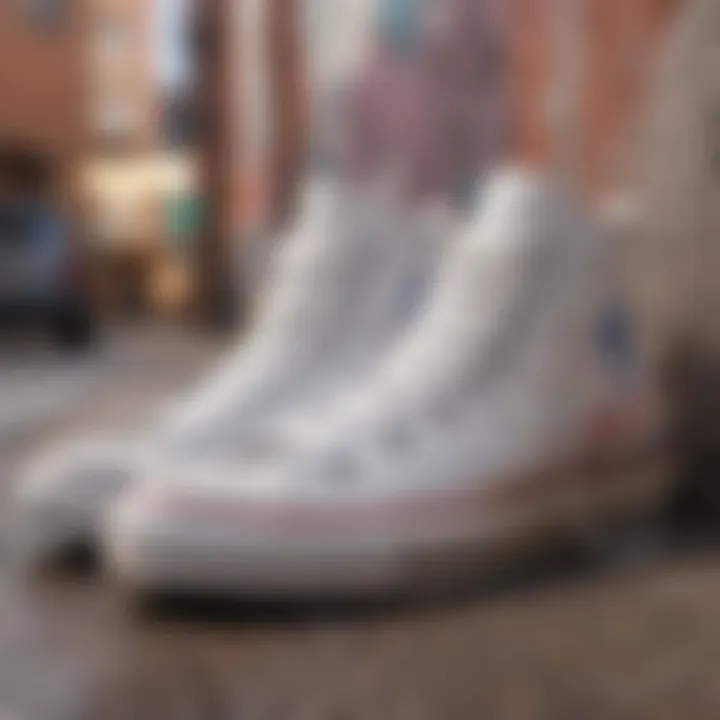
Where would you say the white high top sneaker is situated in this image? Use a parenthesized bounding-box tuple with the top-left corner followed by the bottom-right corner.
(16, 176, 454, 562)
(105, 168, 671, 598)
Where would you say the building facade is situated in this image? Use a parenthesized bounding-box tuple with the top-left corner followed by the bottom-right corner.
(0, 0, 184, 317)
(0, 0, 86, 206)
(0, 0, 157, 194)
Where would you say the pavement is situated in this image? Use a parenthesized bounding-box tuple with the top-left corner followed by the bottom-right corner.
(0, 355, 93, 438)
(0, 325, 719, 719)
(0, 326, 219, 444)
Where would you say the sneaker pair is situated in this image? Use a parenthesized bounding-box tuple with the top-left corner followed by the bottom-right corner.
(16, 175, 453, 562)
(16, 168, 672, 598)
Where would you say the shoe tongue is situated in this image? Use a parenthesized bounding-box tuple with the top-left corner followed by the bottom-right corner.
(477, 170, 573, 251)
(368, 170, 583, 401)
(445, 170, 579, 296)
(254, 177, 414, 366)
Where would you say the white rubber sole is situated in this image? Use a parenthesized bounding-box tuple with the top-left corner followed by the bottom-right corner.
(105, 446, 675, 601)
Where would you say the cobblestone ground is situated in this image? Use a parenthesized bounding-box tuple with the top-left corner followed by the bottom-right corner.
(0, 328, 719, 720)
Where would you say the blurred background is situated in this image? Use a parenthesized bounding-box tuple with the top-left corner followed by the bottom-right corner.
(2, 0, 720, 717)
(0, 0, 695, 332)
(0, 0, 379, 335)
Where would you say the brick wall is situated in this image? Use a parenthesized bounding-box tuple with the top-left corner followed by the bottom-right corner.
(510, 0, 682, 197)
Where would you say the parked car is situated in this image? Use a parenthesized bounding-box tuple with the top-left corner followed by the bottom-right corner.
(0, 199, 96, 348)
